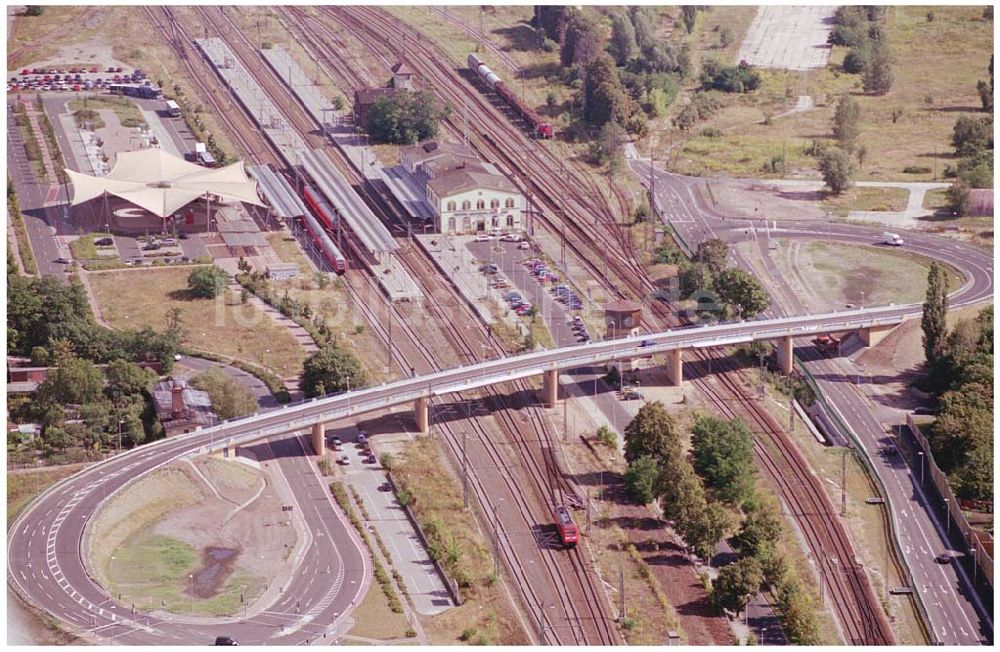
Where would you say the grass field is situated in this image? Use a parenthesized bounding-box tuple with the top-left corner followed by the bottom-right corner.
(821, 187, 910, 217)
(267, 232, 317, 273)
(68, 232, 119, 261)
(345, 578, 412, 640)
(88, 267, 306, 378)
(68, 95, 146, 129)
(765, 241, 964, 310)
(657, 6, 993, 182)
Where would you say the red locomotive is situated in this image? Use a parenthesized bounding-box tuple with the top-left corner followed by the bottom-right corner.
(553, 505, 578, 547)
(468, 53, 553, 139)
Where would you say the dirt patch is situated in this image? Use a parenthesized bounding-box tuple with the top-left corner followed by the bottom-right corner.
(709, 178, 828, 221)
(189, 546, 240, 599)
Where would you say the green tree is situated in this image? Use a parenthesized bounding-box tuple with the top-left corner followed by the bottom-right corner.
(609, 11, 638, 66)
(645, 87, 670, 118)
(951, 115, 994, 157)
(695, 238, 729, 275)
(832, 94, 861, 148)
(534, 5, 568, 42)
(187, 265, 229, 298)
(367, 90, 448, 145)
(711, 556, 763, 612)
(105, 359, 155, 402)
(583, 54, 631, 126)
(946, 180, 972, 217)
(732, 500, 783, 559)
(624, 455, 661, 505)
(862, 40, 893, 95)
(36, 354, 104, 405)
(921, 262, 949, 362)
(776, 578, 821, 644)
(623, 400, 679, 464)
(818, 148, 856, 194)
(24, 6, 45, 16)
(561, 10, 602, 67)
(681, 6, 700, 34)
(190, 368, 259, 420)
(713, 268, 770, 318)
(629, 6, 657, 51)
(691, 416, 757, 505)
(684, 500, 734, 561)
(977, 56, 993, 112)
(300, 344, 366, 398)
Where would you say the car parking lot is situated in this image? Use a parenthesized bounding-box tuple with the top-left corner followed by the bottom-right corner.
(7, 65, 149, 94)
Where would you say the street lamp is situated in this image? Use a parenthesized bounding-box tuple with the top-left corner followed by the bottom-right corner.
(917, 451, 925, 486)
(118, 418, 124, 454)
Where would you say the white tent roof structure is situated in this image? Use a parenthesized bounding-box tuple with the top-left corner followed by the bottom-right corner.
(65, 149, 265, 218)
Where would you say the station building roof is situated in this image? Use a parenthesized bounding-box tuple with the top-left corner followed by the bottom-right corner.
(65, 149, 264, 218)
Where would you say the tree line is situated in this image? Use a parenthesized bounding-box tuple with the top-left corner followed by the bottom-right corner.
(920, 265, 992, 502)
(621, 401, 820, 643)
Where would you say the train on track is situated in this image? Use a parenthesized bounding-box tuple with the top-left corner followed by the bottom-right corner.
(553, 505, 578, 547)
(299, 182, 347, 273)
(468, 53, 553, 139)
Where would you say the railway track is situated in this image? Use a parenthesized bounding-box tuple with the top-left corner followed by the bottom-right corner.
(310, 7, 895, 644)
(154, 10, 619, 643)
(141, 6, 277, 167)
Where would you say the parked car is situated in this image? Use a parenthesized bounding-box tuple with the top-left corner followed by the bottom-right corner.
(95, 237, 114, 246)
(357, 432, 368, 445)
(162, 238, 177, 245)
(518, 241, 531, 250)
(179, 232, 189, 239)
(54, 257, 70, 264)
(474, 233, 491, 242)
(337, 455, 351, 465)
(214, 636, 239, 645)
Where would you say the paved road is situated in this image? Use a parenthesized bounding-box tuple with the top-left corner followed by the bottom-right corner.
(629, 156, 994, 645)
(7, 426, 370, 645)
(6, 108, 66, 279)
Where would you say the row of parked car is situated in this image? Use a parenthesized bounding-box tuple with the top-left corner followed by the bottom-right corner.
(551, 283, 583, 311)
(569, 314, 590, 343)
(503, 290, 533, 316)
(9, 67, 147, 93)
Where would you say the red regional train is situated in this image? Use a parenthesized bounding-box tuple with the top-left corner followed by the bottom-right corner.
(468, 53, 554, 139)
(553, 505, 579, 547)
(299, 183, 347, 274)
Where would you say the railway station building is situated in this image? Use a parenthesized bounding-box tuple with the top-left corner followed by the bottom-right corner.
(401, 140, 525, 235)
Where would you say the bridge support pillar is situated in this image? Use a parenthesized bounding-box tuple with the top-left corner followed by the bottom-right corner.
(858, 324, 895, 347)
(415, 397, 429, 434)
(665, 349, 683, 386)
(311, 422, 325, 456)
(542, 369, 559, 408)
(776, 336, 794, 375)
(225, 438, 236, 458)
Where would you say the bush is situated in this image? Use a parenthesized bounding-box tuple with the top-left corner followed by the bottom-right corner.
(187, 265, 229, 298)
(842, 49, 868, 74)
(902, 165, 931, 174)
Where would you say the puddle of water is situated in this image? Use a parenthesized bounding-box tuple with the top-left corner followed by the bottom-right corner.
(187, 546, 239, 599)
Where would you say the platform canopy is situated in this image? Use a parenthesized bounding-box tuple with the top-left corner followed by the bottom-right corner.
(65, 149, 265, 218)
